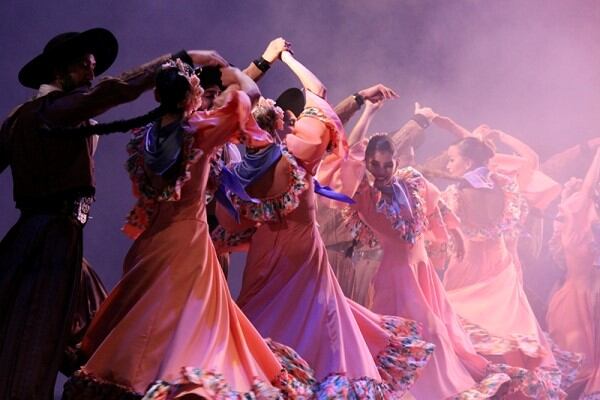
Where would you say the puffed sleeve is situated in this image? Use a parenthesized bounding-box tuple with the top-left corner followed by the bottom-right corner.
(286, 90, 348, 174)
(186, 90, 272, 153)
(491, 153, 561, 211)
(316, 139, 366, 208)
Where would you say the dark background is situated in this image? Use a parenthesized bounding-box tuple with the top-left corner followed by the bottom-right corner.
(1, 1, 599, 397)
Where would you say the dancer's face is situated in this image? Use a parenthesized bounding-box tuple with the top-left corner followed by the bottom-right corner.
(200, 85, 221, 110)
(275, 110, 295, 141)
(61, 53, 96, 90)
(446, 145, 472, 177)
(366, 150, 396, 186)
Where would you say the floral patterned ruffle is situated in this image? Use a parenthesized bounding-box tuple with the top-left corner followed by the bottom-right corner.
(449, 371, 511, 400)
(341, 167, 429, 249)
(373, 168, 428, 245)
(62, 370, 142, 400)
(461, 318, 583, 399)
(342, 206, 380, 249)
(63, 317, 434, 400)
(546, 334, 584, 390)
(210, 225, 257, 254)
(460, 318, 545, 359)
(442, 174, 527, 242)
(300, 314, 434, 399)
(142, 368, 287, 400)
(298, 106, 345, 157)
(123, 123, 204, 239)
(486, 363, 565, 400)
(229, 148, 308, 223)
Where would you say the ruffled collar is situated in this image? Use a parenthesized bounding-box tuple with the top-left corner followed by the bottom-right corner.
(461, 166, 495, 189)
(373, 168, 428, 244)
(233, 144, 283, 187)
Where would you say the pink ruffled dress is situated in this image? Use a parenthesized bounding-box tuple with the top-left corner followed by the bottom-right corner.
(441, 171, 581, 399)
(63, 92, 315, 399)
(220, 92, 434, 399)
(547, 191, 600, 399)
(344, 167, 515, 399)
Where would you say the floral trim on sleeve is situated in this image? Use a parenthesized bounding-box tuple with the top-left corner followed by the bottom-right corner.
(122, 123, 204, 239)
(341, 206, 380, 250)
(298, 106, 346, 156)
(229, 148, 309, 223)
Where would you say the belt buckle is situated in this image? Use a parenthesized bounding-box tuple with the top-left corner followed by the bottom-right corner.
(73, 196, 93, 224)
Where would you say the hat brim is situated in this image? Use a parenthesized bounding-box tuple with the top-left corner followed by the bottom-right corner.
(19, 28, 118, 89)
(275, 88, 305, 117)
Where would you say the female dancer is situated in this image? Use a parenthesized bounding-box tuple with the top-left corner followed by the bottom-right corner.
(63, 60, 314, 399)
(440, 137, 576, 398)
(332, 131, 516, 399)
(547, 148, 600, 399)
(318, 98, 563, 398)
(217, 50, 434, 398)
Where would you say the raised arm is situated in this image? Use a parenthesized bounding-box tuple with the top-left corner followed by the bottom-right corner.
(483, 128, 539, 170)
(542, 137, 600, 182)
(43, 50, 227, 127)
(242, 37, 290, 82)
(432, 112, 472, 139)
(347, 101, 383, 146)
(280, 50, 326, 98)
(217, 66, 261, 106)
(334, 84, 398, 125)
(389, 102, 437, 152)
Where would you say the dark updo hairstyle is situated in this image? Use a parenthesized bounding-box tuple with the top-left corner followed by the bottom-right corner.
(365, 134, 396, 160)
(453, 137, 495, 169)
(154, 65, 192, 114)
(198, 66, 225, 91)
(42, 62, 194, 136)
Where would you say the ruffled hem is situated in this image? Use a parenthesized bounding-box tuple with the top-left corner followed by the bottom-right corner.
(486, 363, 566, 400)
(63, 370, 142, 399)
(375, 316, 435, 395)
(460, 318, 545, 359)
(546, 334, 584, 390)
(449, 371, 511, 400)
(461, 319, 583, 399)
(230, 149, 309, 223)
(269, 316, 434, 399)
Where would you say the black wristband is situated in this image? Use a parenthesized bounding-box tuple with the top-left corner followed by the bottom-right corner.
(252, 57, 271, 73)
(411, 113, 430, 129)
(353, 92, 365, 107)
(172, 50, 194, 67)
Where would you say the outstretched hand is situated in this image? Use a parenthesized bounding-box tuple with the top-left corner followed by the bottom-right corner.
(413, 102, 438, 122)
(187, 50, 228, 67)
(365, 99, 384, 113)
(262, 37, 292, 63)
(358, 84, 399, 103)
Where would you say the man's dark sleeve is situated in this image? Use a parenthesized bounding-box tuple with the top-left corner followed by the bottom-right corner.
(42, 53, 182, 127)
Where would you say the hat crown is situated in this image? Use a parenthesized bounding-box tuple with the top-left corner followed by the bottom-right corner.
(43, 32, 79, 55)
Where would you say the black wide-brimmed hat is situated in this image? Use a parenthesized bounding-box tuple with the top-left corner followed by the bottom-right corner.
(275, 87, 305, 117)
(18, 27, 118, 89)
